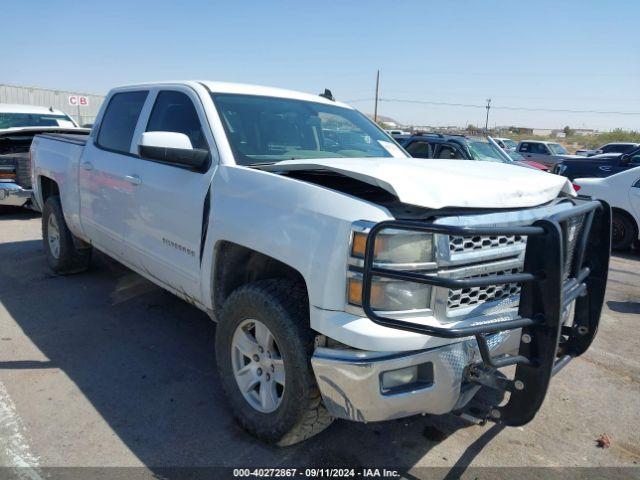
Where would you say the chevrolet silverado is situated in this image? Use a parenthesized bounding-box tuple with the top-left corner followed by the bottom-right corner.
(30, 81, 611, 445)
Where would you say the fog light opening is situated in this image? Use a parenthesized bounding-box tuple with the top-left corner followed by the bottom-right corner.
(380, 362, 433, 395)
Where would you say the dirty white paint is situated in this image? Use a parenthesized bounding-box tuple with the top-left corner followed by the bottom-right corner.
(0, 380, 42, 480)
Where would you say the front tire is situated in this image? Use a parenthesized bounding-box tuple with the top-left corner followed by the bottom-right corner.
(612, 212, 635, 251)
(42, 196, 92, 274)
(215, 279, 332, 446)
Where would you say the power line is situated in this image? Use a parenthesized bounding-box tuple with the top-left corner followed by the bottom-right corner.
(375, 97, 640, 116)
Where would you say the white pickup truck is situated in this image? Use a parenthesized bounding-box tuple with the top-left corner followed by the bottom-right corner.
(31, 81, 611, 446)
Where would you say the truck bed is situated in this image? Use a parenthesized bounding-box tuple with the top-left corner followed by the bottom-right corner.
(37, 132, 89, 146)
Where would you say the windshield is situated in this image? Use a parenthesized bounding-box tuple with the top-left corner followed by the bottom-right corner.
(602, 144, 636, 154)
(502, 139, 517, 149)
(467, 140, 511, 163)
(0, 112, 76, 129)
(211, 94, 402, 165)
(548, 143, 568, 155)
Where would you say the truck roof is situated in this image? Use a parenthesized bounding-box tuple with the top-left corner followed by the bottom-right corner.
(0, 103, 69, 116)
(112, 81, 353, 109)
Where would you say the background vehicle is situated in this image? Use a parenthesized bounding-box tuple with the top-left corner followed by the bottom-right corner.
(0, 104, 88, 209)
(494, 137, 518, 152)
(400, 133, 545, 169)
(516, 140, 584, 168)
(574, 167, 640, 250)
(575, 142, 639, 157)
(553, 146, 640, 180)
(31, 81, 609, 446)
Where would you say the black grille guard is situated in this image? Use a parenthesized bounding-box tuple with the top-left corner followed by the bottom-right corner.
(361, 198, 611, 426)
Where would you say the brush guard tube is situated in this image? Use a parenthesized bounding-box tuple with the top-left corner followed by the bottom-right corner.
(360, 198, 611, 426)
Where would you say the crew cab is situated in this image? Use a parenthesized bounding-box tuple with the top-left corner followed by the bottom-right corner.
(516, 140, 584, 168)
(554, 146, 640, 181)
(31, 81, 611, 446)
(0, 104, 88, 209)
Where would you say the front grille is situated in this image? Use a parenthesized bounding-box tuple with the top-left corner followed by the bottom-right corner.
(449, 234, 526, 254)
(447, 268, 522, 310)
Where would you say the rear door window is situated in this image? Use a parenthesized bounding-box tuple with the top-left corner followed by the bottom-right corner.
(518, 143, 529, 152)
(97, 91, 148, 154)
(146, 90, 209, 150)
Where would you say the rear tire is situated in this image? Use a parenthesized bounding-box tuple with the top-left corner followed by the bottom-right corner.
(42, 196, 92, 274)
(612, 211, 635, 251)
(215, 279, 332, 446)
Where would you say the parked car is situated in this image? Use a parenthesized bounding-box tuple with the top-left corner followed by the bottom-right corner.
(574, 167, 640, 250)
(400, 133, 547, 170)
(385, 129, 409, 136)
(31, 81, 610, 446)
(516, 140, 584, 168)
(575, 142, 639, 157)
(505, 150, 548, 171)
(494, 137, 518, 152)
(553, 146, 640, 181)
(0, 104, 89, 210)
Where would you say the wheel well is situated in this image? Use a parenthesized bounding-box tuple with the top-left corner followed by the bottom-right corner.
(39, 176, 60, 203)
(612, 207, 638, 237)
(213, 241, 308, 313)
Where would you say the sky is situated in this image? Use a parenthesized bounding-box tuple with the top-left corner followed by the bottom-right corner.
(3, 0, 639, 130)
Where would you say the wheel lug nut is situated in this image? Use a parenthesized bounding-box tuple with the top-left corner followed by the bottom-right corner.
(252, 354, 259, 362)
(257, 368, 262, 376)
(266, 373, 271, 381)
(258, 346, 264, 353)
(270, 364, 275, 372)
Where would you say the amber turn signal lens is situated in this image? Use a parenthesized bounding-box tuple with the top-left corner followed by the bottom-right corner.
(351, 232, 367, 258)
(347, 277, 363, 305)
(347, 277, 386, 307)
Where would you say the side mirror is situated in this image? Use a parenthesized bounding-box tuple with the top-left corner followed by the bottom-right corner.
(620, 153, 630, 165)
(138, 131, 209, 170)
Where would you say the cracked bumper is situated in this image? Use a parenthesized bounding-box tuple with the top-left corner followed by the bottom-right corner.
(311, 329, 520, 422)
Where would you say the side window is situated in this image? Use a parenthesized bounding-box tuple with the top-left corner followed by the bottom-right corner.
(405, 140, 431, 158)
(436, 144, 463, 160)
(629, 153, 640, 165)
(146, 91, 208, 150)
(97, 91, 148, 153)
(519, 143, 529, 152)
(540, 144, 551, 155)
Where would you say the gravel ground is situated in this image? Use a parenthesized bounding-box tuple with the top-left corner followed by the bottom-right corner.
(0, 208, 638, 478)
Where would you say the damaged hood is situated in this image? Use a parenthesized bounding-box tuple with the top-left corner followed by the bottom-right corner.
(261, 157, 575, 209)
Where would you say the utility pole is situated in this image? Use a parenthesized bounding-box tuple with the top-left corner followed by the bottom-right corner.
(373, 70, 380, 123)
(484, 98, 491, 132)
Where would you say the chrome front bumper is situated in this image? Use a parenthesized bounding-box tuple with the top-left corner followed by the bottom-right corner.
(311, 329, 520, 422)
(0, 182, 32, 207)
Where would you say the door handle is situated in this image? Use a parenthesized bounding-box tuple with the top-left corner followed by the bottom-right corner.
(124, 174, 142, 186)
(81, 161, 94, 171)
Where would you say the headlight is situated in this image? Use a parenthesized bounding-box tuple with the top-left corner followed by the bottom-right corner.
(348, 224, 435, 312)
(351, 229, 434, 265)
(347, 275, 432, 311)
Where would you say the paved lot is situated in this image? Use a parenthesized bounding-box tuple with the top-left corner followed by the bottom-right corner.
(0, 209, 638, 476)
